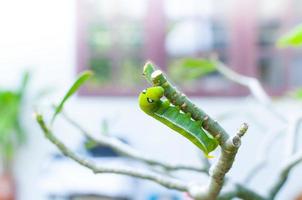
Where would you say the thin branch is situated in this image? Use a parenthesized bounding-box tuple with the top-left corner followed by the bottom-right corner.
(214, 106, 266, 131)
(218, 183, 266, 200)
(284, 115, 302, 157)
(60, 110, 208, 173)
(37, 112, 263, 200)
(268, 150, 302, 199)
(212, 59, 270, 104)
(211, 58, 287, 123)
(210, 59, 302, 199)
(244, 127, 285, 184)
(35, 113, 190, 192)
(191, 123, 249, 200)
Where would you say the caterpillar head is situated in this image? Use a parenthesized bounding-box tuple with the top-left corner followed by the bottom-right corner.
(139, 86, 164, 113)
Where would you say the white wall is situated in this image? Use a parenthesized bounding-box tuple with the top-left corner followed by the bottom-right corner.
(0, 1, 302, 200)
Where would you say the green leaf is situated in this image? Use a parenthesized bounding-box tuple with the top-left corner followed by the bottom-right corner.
(51, 71, 93, 124)
(277, 24, 302, 47)
(292, 88, 302, 100)
(181, 58, 215, 68)
(168, 58, 217, 81)
(143, 61, 156, 84)
(84, 138, 98, 150)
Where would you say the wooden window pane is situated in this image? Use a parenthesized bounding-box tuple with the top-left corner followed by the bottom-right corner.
(79, 0, 148, 95)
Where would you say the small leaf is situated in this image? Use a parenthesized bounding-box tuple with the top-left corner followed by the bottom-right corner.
(169, 58, 217, 81)
(51, 71, 93, 124)
(277, 24, 302, 48)
(84, 138, 98, 150)
(143, 61, 156, 84)
(182, 58, 215, 69)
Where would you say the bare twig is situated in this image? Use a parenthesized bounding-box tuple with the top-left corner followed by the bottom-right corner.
(218, 183, 265, 200)
(37, 112, 263, 200)
(214, 106, 266, 131)
(60, 110, 208, 173)
(211, 59, 302, 199)
(211, 59, 270, 104)
(268, 150, 302, 199)
(211, 58, 287, 123)
(284, 115, 302, 157)
(244, 127, 285, 184)
(35, 113, 190, 192)
(191, 124, 249, 200)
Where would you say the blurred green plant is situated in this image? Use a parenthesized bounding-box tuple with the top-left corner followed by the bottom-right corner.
(89, 57, 112, 84)
(277, 24, 302, 100)
(0, 72, 29, 166)
(89, 25, 112, 53)
(291, 88, 302, 100)
(120, 59, 142, 87)
(168, 58, 217, 82)
(277, 24, 302, 47)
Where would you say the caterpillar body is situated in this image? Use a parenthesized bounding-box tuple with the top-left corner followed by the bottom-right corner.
(139, 86, 218, 157)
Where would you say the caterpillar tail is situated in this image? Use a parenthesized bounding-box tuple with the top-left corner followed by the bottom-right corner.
(205, 153, 214, 159)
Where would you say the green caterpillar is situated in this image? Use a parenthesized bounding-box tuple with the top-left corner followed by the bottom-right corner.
(138, 86, 218, 157)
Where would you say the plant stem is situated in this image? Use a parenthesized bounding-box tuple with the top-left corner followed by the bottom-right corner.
(268, 150, 302, 199)
(60, 110, 208, 173)
(35, 113, 190, 192)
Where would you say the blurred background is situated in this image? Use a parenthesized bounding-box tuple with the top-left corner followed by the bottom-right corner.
(0, 0, 302, 200)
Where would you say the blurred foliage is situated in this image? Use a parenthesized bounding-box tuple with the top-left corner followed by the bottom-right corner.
(118, 23, 143, 48)
(277, 24, 302, 100)
(277, 24, 302, 47)
(168, 58, 217, 82)
(120, 59, 142, 87)
(90, 57, 112, 84)
(89, 25, 112, 53)
(0, 72, 29, 162)
(292, 88, 302, 100)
